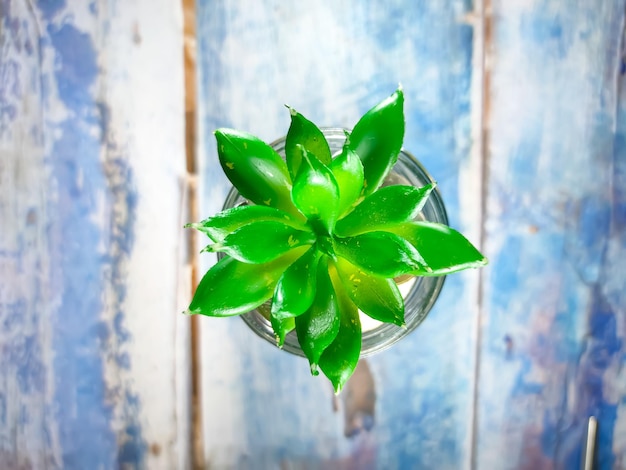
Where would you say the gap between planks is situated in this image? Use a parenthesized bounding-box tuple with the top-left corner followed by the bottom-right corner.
(467, 0, 491, 468)
(182, 0, 205, 468)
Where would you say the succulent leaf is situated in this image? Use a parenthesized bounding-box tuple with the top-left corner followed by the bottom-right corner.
(335, 183, 436, 236)
(189, 247, 308, 317)
(329, 145, 365, 217)
(270, 315, 296, 349)
(210, 220, 315, 264)
(215, 129, 301, 218)
(188, 205, 309, 243)
(319, 263, 362, 394)
(334, 231, 427, 278)
(334, 257, 404, 326)
(295, 256, 340, 373)
(271, 246, 322, 346)
(292, 146, 340, 232)
(349, 88, 404, 197)
(285, 108, 332, 179)
(390, 222, 488, 275)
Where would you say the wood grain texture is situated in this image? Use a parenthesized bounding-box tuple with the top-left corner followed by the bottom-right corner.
(477, 1, 626, 469)
(0, 1, 189, 468)
(196, 1, 482, 468)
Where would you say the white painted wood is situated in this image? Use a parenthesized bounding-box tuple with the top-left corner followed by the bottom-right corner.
(0, 0, 190, 467)
(102, 2, 191, 468)
(0, 1, 60, 466)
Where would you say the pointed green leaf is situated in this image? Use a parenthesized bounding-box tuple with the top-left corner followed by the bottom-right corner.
(335, 183, 436, 236)
(215, 129, 301, 218)
(209, 220, 315, 264)
(187, 205, 309, 243)
(257, 301, 298, 346)
(295, 257, 340, 373)
(292, 146, 340, 232)
(334, 257, 404, 326)
(329, 145, 365, 217)
(319, 264, 362, 393)
(285, 107, 332, 179)
(349, 88, 404, 197)
(334, 231, 427, 278)
(188, 247, 307, 316)
(390, 222, 488, 275)
(270, 315, 296, 348)
(271, 246, 321, 346)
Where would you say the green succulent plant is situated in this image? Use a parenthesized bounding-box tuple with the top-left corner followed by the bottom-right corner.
(186, 88, 487, 393)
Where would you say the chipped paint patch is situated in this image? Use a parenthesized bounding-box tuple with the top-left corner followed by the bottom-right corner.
(45, 15, 119, 468)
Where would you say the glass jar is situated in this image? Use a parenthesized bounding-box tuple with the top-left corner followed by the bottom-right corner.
(221, 128, 448, 357)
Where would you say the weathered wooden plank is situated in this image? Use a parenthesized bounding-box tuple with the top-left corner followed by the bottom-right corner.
(477, 1, 626, 468)
(0, 1, 189, 468)
(196, 1, 482, 468)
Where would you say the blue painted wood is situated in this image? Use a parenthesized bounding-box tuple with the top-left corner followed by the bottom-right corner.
(196, 1, 481, 468)
(477, 2, 626, 469)
(0, 1, 188, 468)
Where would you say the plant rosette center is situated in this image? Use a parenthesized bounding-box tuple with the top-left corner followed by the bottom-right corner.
(186, 88, 487, 393)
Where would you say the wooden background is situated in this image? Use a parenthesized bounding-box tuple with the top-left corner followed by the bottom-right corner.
(0, 1, 190, 468)
(2, 0, 626, 469)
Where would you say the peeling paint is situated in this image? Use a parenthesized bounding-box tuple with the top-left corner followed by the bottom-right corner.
(477, 1, 626, 469)
(1, 0, 187, 468)
(36, 0, 67, 20)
